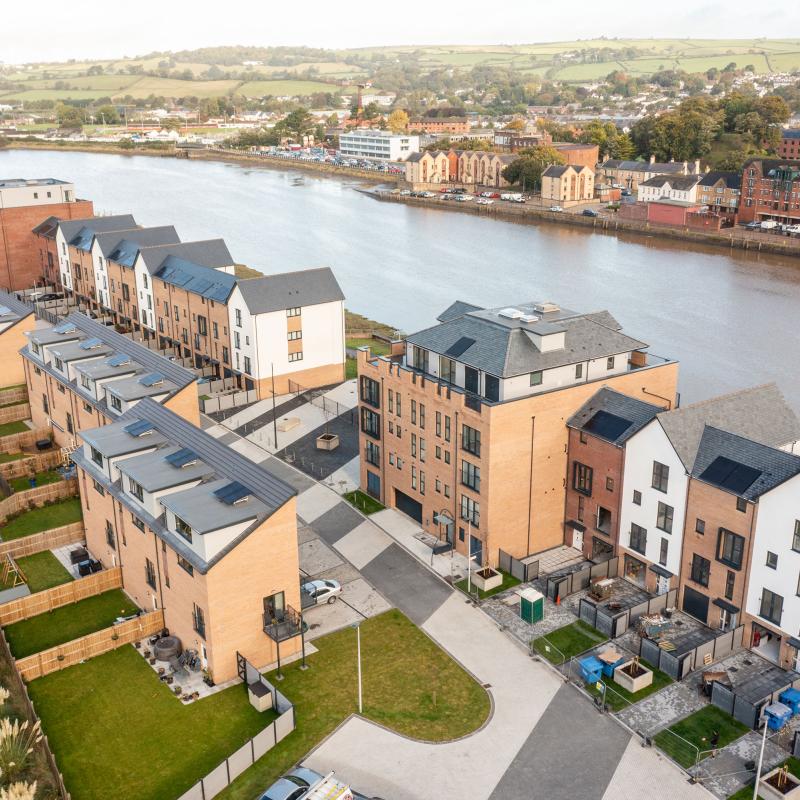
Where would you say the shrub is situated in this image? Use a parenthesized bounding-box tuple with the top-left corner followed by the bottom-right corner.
(0, 719, 42, 782)
(0, 781, 37, 800)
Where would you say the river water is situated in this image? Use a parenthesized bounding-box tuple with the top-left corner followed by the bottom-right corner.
(2, 148, 800, 408)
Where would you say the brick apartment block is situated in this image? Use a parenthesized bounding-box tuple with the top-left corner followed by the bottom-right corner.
(0, 289, 36, 388)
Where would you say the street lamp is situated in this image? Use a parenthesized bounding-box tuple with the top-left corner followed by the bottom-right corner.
(351, 621, 362, 714)
(753, 710, 770, 800)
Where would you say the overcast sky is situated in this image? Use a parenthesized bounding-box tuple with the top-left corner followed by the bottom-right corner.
(4, 1, 797, 63)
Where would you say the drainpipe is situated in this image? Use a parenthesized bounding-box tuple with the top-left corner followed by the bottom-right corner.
(526, 416, 536, 556)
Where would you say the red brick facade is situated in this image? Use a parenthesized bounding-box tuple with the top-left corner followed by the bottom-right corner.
(738, 157, 800, 224)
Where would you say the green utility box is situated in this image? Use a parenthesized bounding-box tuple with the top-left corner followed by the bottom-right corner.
(520, 588, 544, 624)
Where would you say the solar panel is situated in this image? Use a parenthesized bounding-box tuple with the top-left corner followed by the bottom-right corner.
(699, 456, 762, 494)
(79, 337, 104, 350)
(213, 481, 250, 505)
(445, 336, 476, 358)
(53, 322, 76, 334)
(165, 448, 198, 468)
(139, 372, 164, 387)
(124, 419, 155, 437)
(107, 353, 131, 367)
(583, 410, 633, 442)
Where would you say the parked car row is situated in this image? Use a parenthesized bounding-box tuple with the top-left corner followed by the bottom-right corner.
(242, 146, 404, 174)
(744, 220, 800, 236)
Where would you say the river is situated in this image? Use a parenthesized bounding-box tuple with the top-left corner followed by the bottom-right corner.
(2, 148, 800, 408)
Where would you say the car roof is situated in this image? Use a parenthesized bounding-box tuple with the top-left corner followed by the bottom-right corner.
(260, 778, 303, 800)
(288, 767, 323, 785)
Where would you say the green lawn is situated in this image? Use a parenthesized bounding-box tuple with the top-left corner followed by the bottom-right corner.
(346, 337, 391, 356)
(531, 620, 607, 665)
(15, 551, 73, 593)
(218, 609, 490, 800)
(0, 451, 26, 463)
(654, 704, 749, 769)
(0, 420, 29, 437)
(455, 569, 521, 600)
(28, 646, 272, 800)
(9, 469, 63, 493)
(4, 589, 138, 658)
(343, 489, 384, 515)
(1, 497, 83, 540)
(586, 660, 673, 711)
(345, 356, 358, 380)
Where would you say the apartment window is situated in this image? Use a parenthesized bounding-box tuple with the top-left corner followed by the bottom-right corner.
(177, 555, 194, 576)
(235, 309, 242, 327)
(656, 502, 674, 534)
(717, 528, 745, 570)
(725, 570, 735, 601)
(419, 437, 426, 462)
(142, 274, 148, 289)
(387, 390, 393, 414)
(411, 400, 416, 424)
(575, 363, 583, 379)
(360, 407, 380, 439)
(767, 551, 778, 570)
(243, 356, 251, 374)
(173, 304, 179, 321)
(110, 394, 122, 412)
(435, 478, 441, 493)
(197, 315, 207, 336)
(175, 516, 192, 543)
(411, 465, 417, 490)
(287, 330, 302, 341)
(419, 403, 425, 429)
(630, 524, 647, 555)
(444, 450, 451, 464)
(57, 383, 65, 394)
(460, 495, 480, 527)
(145, 558, 157, 590)
(222, 346, 229, 364)
(54, 357, 64, 372)
(436, 411, 442, 437)
(572, 462, 593, 496)
(444, 485, 450, 498)
(444, 415, 451, 442)
(286, 307, 301, 318)
(365, 440, 380, 466)
(395, 394, 401, 418)
(213, 321, 218, 339)
(411, 433, 417, 458)
(736, 497, 748, 513)
(652, 461, 669, 493)
(234, 331, 241, 349)
(607, 356, 615, 370)
(793, 520, 800, 552)
(606, 477, 614, 492)
(131, 514, 145, 532)
(462, 424, 481, 457)
(577, 495, 585, 523)
(597, 507, 612, 535)
(760, 589, 783, 626)
(439, 356, 456, 384)
(128, 478, 144, 502)
(105, 520, 115, 550)
(696, 518, 706, 535)
(42, 393, 48, 414)
(659, 538, 669, 566)
(193, 604, 206, 638)
(66, 412, 74, 434)
(420, 470, 426, 495)
(633, 489, 642, 506)
(461, 460, 480, 492)
(389, 453, 394, 466)
(360, 376, 380, 408)
(530, 370, 543, 386)
(691, 554, 711, 587)
(288, 352, 303, 362)
(90, 446, 103, 467)
(93, 479, 105, 497)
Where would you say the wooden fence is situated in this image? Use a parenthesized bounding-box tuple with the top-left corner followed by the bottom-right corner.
(0, 521, 84, 561)
(0, 567, 122, 625)
(0, 401, 30, 425)
(0, 386, 28, 406)
(0, 449, 62, 481)
(0, 478, 77, 523)
(15, 608, 164, 681)
(0, 426, 51, 454)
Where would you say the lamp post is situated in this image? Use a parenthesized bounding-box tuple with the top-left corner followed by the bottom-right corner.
(351, 622, 362, 714)
(753, 710, 770, 800)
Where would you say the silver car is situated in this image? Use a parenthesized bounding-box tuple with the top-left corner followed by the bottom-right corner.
(301, 579, 342, 605)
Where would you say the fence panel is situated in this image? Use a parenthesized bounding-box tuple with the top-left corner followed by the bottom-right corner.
(227, 741, 254, 783)
(522, 556, 540, 581)
(0, 478, 78, 523)
(0, 521, 84, 561)
(712, 681, 735, 716)
(612, 612, 630, 639)
(0, 386, 28, 405)
(648, 594, 668, 615)
(0, 426, 51, 455)
(201, 762, 229, 800)
(660, 651, 681, 680)
(607, 557, 620, 578)
(732, 696, 759, 730)
(579, 599, 598, 628)
(0, 567, 121, 624)
(176, 784, 204, 800)
(694, 639, 715, 667)
(628, 600, 650, 625)
(498, 550, 512, 575)
(594, 608, 614, 638)
(0, 449, 62, 481)
(274, 707, 294, 740)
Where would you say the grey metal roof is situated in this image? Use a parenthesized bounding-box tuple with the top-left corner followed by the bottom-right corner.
(97, 226, 180, 263)
(58, 215, 138, 250)
(154, 256, 237, 303)
(406, 302, 647, 378)
(79, 420, 167, 458)
(49, 340, 113, 363)
(0, 178, 68, 188)
(73, 358, 138, 382)
(237, 268, 344, 314)
(0, 290, 33, 324)
(436, 300, 484, 323)
(105, 373, 178, 402)
(657, 384, 800, 471)
(602, 160, 688, 174)
(138, 239, 233, 275)
(692, 426, 800, 500)
(116, 447, 214, 493)
(31, 215, 60, 239)
(567, 388, 663, 445)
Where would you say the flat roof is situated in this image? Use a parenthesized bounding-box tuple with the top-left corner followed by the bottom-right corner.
(48, 340, 113, 362)
(0, 178, 70, 188)
(116, 447, 213, 493)
(80, 420, 167, 459)
(105, 373, 178, 402)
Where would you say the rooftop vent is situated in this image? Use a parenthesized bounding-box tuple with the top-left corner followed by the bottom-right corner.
(533, 302, 560, 314)
(498, 307, 523, 320)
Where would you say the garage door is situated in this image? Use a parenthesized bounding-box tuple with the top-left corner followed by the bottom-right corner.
(394, 489, 423, 523)
(682, 586, 709, 624)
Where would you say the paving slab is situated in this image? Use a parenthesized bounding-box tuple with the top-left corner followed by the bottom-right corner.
(616, 672, 706, 737)
(296, 484, 342, 524)
(484, 587, 580, 646)
(297, 525, 318, 545)
(321, 380, 359, 409)
(228, 436, 269, 463)
(299, 538, 343, 576)
(308, 502, 364, 545)
(313, 561, 362, 585)
(325, 456, 361, 495)
(303, 597, 364, 640)
(261, 455, 316, 493)
(334, 520, 393, 571)
(339, 576, 392, 618)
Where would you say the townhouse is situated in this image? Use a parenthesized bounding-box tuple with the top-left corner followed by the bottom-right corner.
(21, 312, 199, 448)
(72, 398, 302, 682)
(357, 299, 679, 565)
(0, 178, 93, 291)
(696, 171, 741, 220)
(636, 174, 703, 204)
(541, 164, 595, 204)
(453, 151, 516, 188)
(617, 385, 800, 596)
(0, 290, 36, 389)
(738, 157, 800, 225)
(564, 388, 663, 562)
(599, 157, 702, 192)
(404, 151, 451, 186)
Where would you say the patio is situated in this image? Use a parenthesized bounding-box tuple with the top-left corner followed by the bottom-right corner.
(561, 575, 651, 618)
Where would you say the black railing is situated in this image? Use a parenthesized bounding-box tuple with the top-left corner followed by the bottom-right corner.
(263, 605, 304, 643)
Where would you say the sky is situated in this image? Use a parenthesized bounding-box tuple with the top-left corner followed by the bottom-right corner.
(4, 1, 798, 63)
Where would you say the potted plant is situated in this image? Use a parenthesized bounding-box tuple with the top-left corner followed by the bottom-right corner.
(472, 567, 502, 592)
(614, 658, 654, 693)
(760, 766, 800, 799)
(202, 669, 215, 687)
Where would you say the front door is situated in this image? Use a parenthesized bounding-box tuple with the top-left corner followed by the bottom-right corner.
(572, 526, 584, 553)
(470, 534, 483, 567)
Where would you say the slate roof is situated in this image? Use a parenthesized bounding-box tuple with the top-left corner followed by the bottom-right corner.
(656, 384, 800, 471)
(543, 164, 589, 178)
(639, 174, 702, 190)
(436, 300, 484, 323)
(237, 268, 344, 314)
(0, 289, 34, 326)
(58, 215, 138, 250)
(567, 388, 663, 445)
(96, 226, 180, 264)
(138, 239, 233, 275)
(602, 160, 688, 174)
(154, 256, 237, 304)
(698, 170, 742, 190)
(783, 130, 800, 140)
(31, 215, 60, 239)
(406, 302, 647, 378)
(691, 426, 800, 501)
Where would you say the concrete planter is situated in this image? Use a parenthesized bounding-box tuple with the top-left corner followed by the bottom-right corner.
(613, 660, 653, 693)
(760, 768, 800, 799)
(472, 568, 502, 592)
(316, 433, 339, 451)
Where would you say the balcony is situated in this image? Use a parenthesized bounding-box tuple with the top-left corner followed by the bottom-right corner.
(263, 605, 305, 643)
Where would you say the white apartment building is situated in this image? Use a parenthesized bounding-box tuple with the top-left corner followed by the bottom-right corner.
(339, 130, 420, 161)
(0, 178, 75, 207)
(637, 174, 703, 204)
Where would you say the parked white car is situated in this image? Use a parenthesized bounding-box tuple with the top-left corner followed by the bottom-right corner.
(301, 579, 342, 606)
(476, 198, 494, 205)
(760, 219, 778, 229)
(549, 206, 564, 212)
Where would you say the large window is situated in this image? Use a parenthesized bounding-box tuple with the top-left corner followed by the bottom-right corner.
(439, 356, 456, 384)
(652, 461, 670, 493)
(484, 374, 499, 402)
(411, 346, 428, 372)
(175, 516, 192, 543)
(460, 495, 480, 528)
(145, 558, 156, 590)
(193, 604, 206, 638)
(597, 507, 612, 535)
(793, 520, 800, 553)
(717, 528, 745, 570)
(659, 538, 669, 566)
(365, 440, 380, 467)
(760, 589, 783, 626)
(128, 478, 144, 501)
(629, 523, 647, 554)
(177, 555, 194, 576)
(572, 462, 593, 496)
(90, 446, 103, 467)
(360, 376, 380, 408)
(462, 424, 481, 457)
(691, 554, 710, 587)
(656, 502, 674, 534)
(461, 460, 480, 492)
(360, 407, 380, 439)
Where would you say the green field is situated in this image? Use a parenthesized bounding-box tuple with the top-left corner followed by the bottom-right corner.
(120, 77, 242, 99)
(237, 79, 341, 97)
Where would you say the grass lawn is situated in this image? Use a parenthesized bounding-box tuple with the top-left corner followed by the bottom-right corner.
(9, 469, 63, 493)
(346, 337, 391, 356)
(654, 704, 749, 769)
(0, 420, 29, 437)
(344, 489, 384, 515)
(1, 497, 82, 540)
(15, 551, 73, 593)
(218, 609, 490, 800)
(28, 646, 272, 800)
(532, 620, 607, 665)
(455, 569, 521, 600)
(585, 660, 673, 711)
(345, 356, 358, 380)
(0, 451, 26, 463)
(4, 589, 138, 658)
